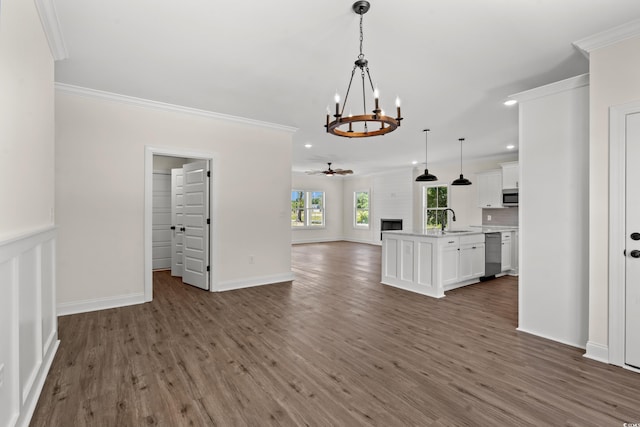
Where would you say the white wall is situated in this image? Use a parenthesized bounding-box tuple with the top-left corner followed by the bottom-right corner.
(514, 75, 590, 348)
(0, 0, 55, 239)
(55, 88, 295, 310)
(291, 173, 344, 243)
(588, 35, 640, 353)
(0, 0, 59, 426)
(343, 175, 376, 244)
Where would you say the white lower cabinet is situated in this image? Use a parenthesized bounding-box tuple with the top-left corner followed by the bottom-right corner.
(439, 238, 460, 286)
(460, 242, 486, 281)
(458, 234, 486, 282)
(501, 232, 512, 272)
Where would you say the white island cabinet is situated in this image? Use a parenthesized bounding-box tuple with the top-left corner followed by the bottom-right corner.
(381, 230, 485, 298)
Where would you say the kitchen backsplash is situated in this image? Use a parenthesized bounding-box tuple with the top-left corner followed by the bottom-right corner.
(482, 207, 518, 226)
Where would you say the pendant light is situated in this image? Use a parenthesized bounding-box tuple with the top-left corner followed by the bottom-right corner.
(451, 137, 472, 186)
(416, 129, 438, 181)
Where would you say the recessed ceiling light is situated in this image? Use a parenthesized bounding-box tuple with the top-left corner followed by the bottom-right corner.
(412, 160, 418, 165)
(304, 144, 312, 148)
(506, 144, 515, 150)
(504, 99, 517, 106)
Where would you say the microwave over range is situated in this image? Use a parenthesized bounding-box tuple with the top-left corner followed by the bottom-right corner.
(502, 189, 519, 206)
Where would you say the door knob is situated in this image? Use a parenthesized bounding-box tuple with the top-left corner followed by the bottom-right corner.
(631, 250, 640, 258)
(180, 227, 186, 232)
(631, 232, 640, 241)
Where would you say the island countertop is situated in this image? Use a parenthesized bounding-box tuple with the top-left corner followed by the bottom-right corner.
(381, 229, 485, 238)
(382, 226, 518, 238)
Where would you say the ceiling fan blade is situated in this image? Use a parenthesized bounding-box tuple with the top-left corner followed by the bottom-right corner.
(335, 169, 353, 175)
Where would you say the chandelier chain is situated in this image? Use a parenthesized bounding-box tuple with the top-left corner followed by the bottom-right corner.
(359, 12, 364, 59)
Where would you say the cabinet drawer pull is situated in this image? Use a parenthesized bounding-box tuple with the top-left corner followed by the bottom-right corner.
(448, 240, 455, 244)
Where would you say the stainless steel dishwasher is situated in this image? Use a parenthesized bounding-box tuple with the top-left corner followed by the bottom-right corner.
(482, 232, 502, 280)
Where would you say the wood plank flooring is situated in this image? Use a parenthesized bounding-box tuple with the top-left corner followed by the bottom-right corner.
(31, 241, 640, 426)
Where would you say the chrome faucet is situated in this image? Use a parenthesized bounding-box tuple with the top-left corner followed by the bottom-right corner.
(441, 208, 457, 231)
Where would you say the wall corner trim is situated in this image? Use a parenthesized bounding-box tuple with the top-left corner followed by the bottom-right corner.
(573, 18, 640, 58)
(54, 83, 299, 133)
(584, 341, 609, 364)
(34, 0, 69, 61)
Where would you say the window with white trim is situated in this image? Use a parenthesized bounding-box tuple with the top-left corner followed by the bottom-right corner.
(291, 190, 325, 228)
(423, 184, 450, 230)
(354, 191, 370, 228)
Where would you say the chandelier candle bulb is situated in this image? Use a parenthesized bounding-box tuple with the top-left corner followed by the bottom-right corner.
(396, 97, 401, 119)
(334, 93, 340, 117)
(374, 88, 380, 111)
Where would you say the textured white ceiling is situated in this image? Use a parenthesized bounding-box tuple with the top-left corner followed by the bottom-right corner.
(53, 0, 640, 175)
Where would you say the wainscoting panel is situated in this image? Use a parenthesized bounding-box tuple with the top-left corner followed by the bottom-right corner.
(0, 226, 59, 427)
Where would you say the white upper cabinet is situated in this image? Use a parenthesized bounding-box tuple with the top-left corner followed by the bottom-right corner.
(501, 161, 519, 189)
(477, 169, 503, 208)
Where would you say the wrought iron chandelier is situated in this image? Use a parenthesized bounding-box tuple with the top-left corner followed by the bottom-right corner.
(324, 1, 403, 138)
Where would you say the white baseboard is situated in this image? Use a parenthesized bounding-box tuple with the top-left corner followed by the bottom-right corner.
(292, 237, 341, 244)
(293, 237, 381, 246)
(57, 292, 145, 316)
(516, 327, 586, 350)
(341, 237, 380, 246)
(215, 272, 295, 292)
(584, 341, 609, 364)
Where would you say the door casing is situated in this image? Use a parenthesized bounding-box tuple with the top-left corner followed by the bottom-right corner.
(144, 146, 216, 302)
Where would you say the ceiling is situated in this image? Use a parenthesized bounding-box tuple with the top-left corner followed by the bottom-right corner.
(53, 0, 640, 175)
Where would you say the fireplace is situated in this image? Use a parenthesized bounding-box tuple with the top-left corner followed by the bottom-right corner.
(380, 218, 403, 240)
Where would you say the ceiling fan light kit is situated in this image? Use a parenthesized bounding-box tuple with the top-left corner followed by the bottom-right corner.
(415, 128, 439, 182)
(451, 137, 472, 186)
(324, 1, 403, 138)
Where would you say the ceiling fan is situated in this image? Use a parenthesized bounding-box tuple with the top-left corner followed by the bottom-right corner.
(306, 162, 353, 176)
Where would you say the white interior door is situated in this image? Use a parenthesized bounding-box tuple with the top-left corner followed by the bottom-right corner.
(171, 168, 184, 276)
(152, 172, 172, 270)
(182, 160, 210, 290)
(625, 112, 640, 369)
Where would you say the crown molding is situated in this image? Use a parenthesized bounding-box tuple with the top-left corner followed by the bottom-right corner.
(34, 0, 69, 61)
(54, 83, 299, 134)
(573, 18, 640, 58)
(509, 73, 589, 103)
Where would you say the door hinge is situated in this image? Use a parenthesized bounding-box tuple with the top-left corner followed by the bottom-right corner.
(207, 171, 210, 178)
(207, 218, 210, 225)
(207, 265, 210, 272)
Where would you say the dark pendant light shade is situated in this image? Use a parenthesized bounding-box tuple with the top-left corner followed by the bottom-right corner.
(451, 137, 472, 186)
(416, 129, 438, 182)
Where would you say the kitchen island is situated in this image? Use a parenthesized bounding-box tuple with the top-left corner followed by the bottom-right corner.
(381, 230, 487, 298)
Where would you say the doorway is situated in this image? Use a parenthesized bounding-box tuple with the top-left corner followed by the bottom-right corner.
(609, 101, 640, 371)
(145, 146, 216, 302)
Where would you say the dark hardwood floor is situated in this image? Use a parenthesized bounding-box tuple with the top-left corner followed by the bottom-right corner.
(32, 242, 640, 426)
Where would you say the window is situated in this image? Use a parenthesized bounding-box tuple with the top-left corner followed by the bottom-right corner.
(291, 190, 325, 228)
(423, 184, 450, 230)
(354, 191, 369, 228)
